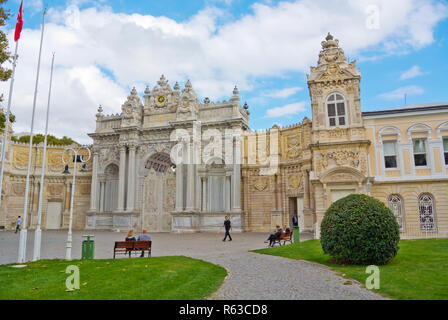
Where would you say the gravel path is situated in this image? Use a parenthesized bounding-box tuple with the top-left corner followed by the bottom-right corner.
(0, 230, 385, 300)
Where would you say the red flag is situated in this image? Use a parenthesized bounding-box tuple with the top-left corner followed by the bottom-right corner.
(14, 1, 23, 42)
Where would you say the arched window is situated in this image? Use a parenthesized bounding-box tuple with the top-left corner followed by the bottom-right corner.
(418, 194, 437, 233)
(327, 93, 346, 127)
(388, 195, 404, 232)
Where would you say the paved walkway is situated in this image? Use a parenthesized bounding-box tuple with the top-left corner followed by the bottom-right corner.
(0, 230, 384, 300)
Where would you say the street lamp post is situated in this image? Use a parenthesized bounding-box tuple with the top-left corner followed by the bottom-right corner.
(62, 146, 91, 261)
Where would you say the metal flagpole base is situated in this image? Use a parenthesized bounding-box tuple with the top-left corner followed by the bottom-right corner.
(65, 235, 72, 261)
(32, 228, 42, 261)
(18, 229, 28, 263)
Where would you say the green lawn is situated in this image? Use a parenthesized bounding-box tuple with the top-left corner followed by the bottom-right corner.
(0, 256, 227, 300)
(254, 239, 448, 300)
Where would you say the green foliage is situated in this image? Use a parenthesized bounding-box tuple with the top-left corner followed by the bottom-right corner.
(14, 134, 79, 146)
(320, 194, 400, 265)
(0, 110, 15, 130)
(0, 0, 12, 95)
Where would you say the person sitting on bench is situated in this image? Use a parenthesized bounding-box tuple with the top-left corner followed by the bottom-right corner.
(265, 226, 283, 247)
(125, 230, 136, 241)
(283, 224, 291, 234)
(137, 229, 151, 258)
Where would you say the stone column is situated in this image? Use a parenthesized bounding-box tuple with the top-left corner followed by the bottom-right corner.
(201, 177, 207, 211)
(99, 181, 105, 213)
(186, 144, 195, 211)
(126, 145, 136, 212)
(89, 151, 99, 211)
(302, 169, 310, 209)
(175, 151, 184, 212)
(232, 138, 241, 211)
(117, 145, 127, 211)
(225, 175, 231, 211)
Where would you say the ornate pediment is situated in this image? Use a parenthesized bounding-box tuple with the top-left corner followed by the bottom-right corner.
(121, 87, 143, 127)
(177, 80, 200, 120)
(144, 75, 180, 114)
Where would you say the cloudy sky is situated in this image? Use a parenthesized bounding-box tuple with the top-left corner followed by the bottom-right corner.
(1, 0, 448, 144)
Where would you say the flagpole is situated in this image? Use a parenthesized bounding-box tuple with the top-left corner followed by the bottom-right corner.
(33, 52, 55, 261)
(18, 9, 46, 264)
(0, 40, 19, 211)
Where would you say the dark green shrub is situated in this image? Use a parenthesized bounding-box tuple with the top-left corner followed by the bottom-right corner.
(321, 194, 400, 265)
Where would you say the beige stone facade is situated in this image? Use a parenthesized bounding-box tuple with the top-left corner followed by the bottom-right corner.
(1, 33, 447, 238)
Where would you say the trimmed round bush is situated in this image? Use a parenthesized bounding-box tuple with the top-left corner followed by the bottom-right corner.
(321, 194, 400, 265)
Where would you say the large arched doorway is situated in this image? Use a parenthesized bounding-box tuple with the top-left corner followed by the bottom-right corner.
(141, 153, 175, 232)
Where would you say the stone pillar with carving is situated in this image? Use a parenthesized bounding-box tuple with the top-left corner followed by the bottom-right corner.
(175, 144, 184, 212)
(186, 144, 195, 211)
(201, 176, 207, 211)
(302, 168, 310, 209)
(126, 144, 136, 212)
(232, 137, 241, 212)
(117, 145, 127, 211)
(99, 180, 105, 213)
(89, 150, 99, 211)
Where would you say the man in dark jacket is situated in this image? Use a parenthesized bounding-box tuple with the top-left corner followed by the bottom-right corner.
(223, 216, 232, 242)
(266, 226, 283, 247)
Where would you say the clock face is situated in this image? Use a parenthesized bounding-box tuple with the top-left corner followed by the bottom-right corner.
(157, 95, 166, 104)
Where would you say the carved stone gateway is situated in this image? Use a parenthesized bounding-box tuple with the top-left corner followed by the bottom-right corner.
(87, 75, 248, 232)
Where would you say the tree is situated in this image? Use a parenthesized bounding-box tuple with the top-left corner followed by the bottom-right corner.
(0, 109, 15, 130)
(320, 194, 400, 265)
(13, 134, 80, 146)
(0, 0, 12, 100)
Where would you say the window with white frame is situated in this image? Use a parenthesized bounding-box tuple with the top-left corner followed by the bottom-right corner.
(413, 138, 428, 167)
(443, 138, 448, 165)
(327, 93, 346, 127)
(388, 194, 404, 232)
(383, 141, 398, 169)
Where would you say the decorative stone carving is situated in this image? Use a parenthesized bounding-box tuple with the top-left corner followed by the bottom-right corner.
(288, 173, 303, 189)
(177, 80, 200, 120)
(253, 176, 269, 192)
(121, 87, 143, 127)
(328, 127, 348, 139)
(287, 134, 302, 159)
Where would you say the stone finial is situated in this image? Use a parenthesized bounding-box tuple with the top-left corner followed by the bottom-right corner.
(233, 85, 239, 95)
(185, 80, 192, 89)
(144, 85, 151, 95)
(96, 105, 104, 119)
(158, 74, 168, 87)
(174, 82, 180, 91)
(130, 87, 138, 96)
(204, 97, 210, 105)
(243, 102, 249, 110)
(321, 32, 339, 50)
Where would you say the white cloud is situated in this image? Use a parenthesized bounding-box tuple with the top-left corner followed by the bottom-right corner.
(265, 102, 306, 118)
(399, 65, 426, 80)
(265, 87, 303, 98)
(379, 85, 424, 100)
(0, 0, 447, 143)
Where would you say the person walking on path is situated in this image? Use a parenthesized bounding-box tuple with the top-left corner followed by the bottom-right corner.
(222, 216, 232, 242)
(15, 216, 22, 234)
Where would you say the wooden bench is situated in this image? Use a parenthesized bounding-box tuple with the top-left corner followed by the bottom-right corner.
(113, 241, 152, 258)
(272, 230, 293, 246)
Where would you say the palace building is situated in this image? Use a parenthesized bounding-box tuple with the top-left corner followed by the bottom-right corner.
(1, 33, 447, 238)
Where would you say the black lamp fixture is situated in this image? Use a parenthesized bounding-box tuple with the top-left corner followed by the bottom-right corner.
(63, 165, 70, 174)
